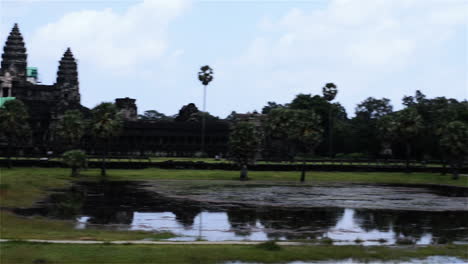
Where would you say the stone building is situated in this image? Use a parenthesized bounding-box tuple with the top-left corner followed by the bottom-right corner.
(0, 24, 229, 156)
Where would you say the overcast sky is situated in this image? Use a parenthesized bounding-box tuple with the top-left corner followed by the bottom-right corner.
(0, 0, 466, 118)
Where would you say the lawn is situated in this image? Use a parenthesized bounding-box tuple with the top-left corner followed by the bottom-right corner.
(1, 242, 467, 264)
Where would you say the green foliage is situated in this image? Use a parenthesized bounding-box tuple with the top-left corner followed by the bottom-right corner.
(55, 110, 85, 148)
(0, 99, 30, 142)
(266, 108, 323, 156)
(394, 108, 423, 140)
(62, 150, 87, 177)
(91, 102, 122, 139)
(198, 65, 213, 86)
(261, 101, 284, 114)
(440, 121, 468, 158)
(0, 100, 31, 167)
(355, 97, 393, 120)
(138, 110, 172, 121)
(322, 82, 338, 102)
(228, 122, 262, 165)
(377, 115, 398, 143)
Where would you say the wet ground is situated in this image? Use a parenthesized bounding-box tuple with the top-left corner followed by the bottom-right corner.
(141, 180, 468, 211)
(225, 257, 468, 264)
(14, 181, 468, 245)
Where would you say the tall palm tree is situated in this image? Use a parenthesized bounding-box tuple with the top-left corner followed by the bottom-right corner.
(0, 100, 30, 168)
(395, 108, 423, 172)
(440, 121, 468, 180)
(197, 65, 214, 156)
(322, 83, 338, 158)
(91, 103, 122, 177)
(55, 110, 85, 149)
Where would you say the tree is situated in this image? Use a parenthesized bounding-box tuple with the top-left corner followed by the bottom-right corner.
(394, 108, 423, 171)
(377, 115, 397, 158)
(228, 122, 262, 180)
(0, 100, 30, 168)
(322, 83, 338, 157)
(62, 150, 87, 177)
(355, 97, 393, 119)
(138, 110, 172, 121)
(90, 103, 122, 177)
(198, 65, 214, 155)
(440, 121, 468, 180)
(353, 97, 393, 157)
(261, 101, 284, 114)
(266, 108, 323, 182)
(55, 110, 85, 149)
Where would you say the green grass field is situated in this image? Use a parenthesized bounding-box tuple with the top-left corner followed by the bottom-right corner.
(1, 242, 467, 264)
(0, 156, 449, 167)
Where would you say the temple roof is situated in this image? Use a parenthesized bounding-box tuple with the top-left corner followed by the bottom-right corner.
(1, 23, 27, 74)
(56, 47, 78, 85)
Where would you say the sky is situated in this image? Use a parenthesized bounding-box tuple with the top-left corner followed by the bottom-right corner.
(0, 0, 466, 118)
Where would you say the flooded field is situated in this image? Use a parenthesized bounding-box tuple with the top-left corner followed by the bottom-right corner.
(15, 181, 468, 245)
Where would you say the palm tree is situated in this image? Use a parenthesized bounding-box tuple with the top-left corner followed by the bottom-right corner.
(90, 103, 122, 177)
(197, 65, 214, 156)
(0, 100, 30, 168)
(440, 121, 468, 180)
(62, 150, 87, 177)
(395, 108, 423, 172)
(55, 110, 85, 149)
(322, 83, 338, 158)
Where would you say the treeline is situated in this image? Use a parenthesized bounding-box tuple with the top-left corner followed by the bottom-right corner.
(227, 86, 468, 179)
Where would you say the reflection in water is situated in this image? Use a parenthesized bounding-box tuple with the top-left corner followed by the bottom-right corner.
(15, 181, 468, 244)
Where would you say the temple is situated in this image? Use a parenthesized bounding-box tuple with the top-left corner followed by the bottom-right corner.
(0, 24, 230, 156)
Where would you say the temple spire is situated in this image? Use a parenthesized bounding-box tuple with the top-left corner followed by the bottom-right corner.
(1, 23, 27, 77)
(56, 47, 78, 85)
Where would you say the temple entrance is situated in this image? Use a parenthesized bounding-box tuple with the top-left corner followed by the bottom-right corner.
(2, 87, 9, 97)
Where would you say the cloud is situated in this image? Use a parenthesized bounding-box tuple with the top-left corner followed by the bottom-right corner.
(217, 0, 467, 116)
(28, 0, 190, 74)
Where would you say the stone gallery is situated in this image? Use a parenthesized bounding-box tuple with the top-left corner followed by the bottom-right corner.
(0, 24, 230, 156)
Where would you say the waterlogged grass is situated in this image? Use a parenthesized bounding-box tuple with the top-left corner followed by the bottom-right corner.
(0, 211, 173, 241)
(1, 242, 467, 264)
(0, 167, 466, 206)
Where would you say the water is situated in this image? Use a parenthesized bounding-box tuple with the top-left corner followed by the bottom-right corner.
(15, 181, 468, 244)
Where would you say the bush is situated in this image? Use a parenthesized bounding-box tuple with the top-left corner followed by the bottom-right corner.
(256, 241, 281, 251)
(62, 150, 87, 177)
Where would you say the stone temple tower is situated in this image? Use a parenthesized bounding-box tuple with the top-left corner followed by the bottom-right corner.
(0, 23, 27, 98)
(1, 23, 27, 78)
(56, 48, 80, 105)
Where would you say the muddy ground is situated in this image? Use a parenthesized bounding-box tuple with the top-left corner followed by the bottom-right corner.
(141, 180, 468, 211)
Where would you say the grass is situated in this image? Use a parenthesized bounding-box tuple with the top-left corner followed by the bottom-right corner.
(0, 167, 466, 208)
(1, 156, 449, 167)
(1, 242, 467, 264)
(0, 211, 173, 241)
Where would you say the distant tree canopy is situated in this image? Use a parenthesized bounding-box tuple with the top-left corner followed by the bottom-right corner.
(138, 110, 172, 121)
(55, 110, 85, 148)
(0, 100, 30, 168)
(175, 103, 218, 122)
(259, 89, 467, 164)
